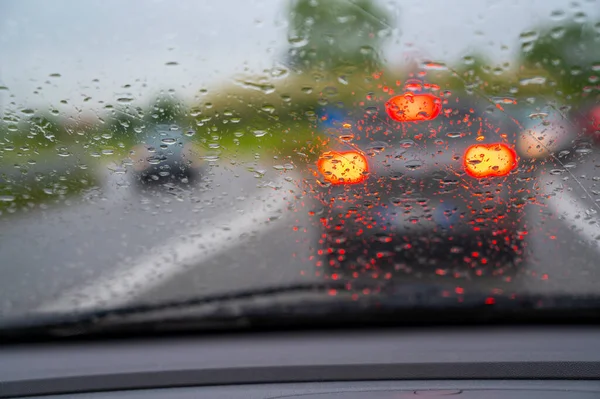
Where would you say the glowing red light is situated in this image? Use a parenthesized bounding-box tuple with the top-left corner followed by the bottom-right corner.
(317, 151, 369, 185)
(385, 92, 442, 122)
(463, 143, 517, 178)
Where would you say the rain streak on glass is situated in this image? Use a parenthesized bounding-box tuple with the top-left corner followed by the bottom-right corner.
(0, 0, 599, 321)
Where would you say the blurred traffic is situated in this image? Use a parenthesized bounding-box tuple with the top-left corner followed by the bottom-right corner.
(0, 0, 599, 317)
(128, 124, 205, 187)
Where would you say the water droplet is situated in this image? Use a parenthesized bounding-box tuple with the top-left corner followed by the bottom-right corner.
(270, 66, 288, 79)
(20, 108, 35, 115)
(261, 104, 276, 113)
(521, 41, 535, 52)
(441, 177, 459, 185)
(359, 46, 374, 55)
(49, 73, 61, 78)
(273, 163, 294, 171)
(492, 97, 516, 104)
(57, 148, 71, 157)
(576, 147, 593, 155)
(365, 106, 378, 115)
(165, 61, 179, 66)
(405, 159, 423, 170)
(375, 233, 393, 243)
(365, 141, 388, 156)
(390, 197, 406, 206)
(421, 61, 447, 71)
(574, 11, 586, 23)
(339, 134, 354, 142)
(463, 55, 475, 65)
(519, 31, 539, 43)
(237, 81, 275, 94)
(550, 26, 566, 39)
(147, 156, 162, 165)
(520, 76, 546, 86)
(253, 130, 267, 137)
(550, 9, 566, 20)
(0, 195, 15, 202)
(253, 168, 267, 178)
(338, 75, 349, 85)
(161, 137, 177, 145)
(558, 150, 571, 158)
(288, 36, 308, 48)
(399, 139, 415, 148)
(529, 112, 548, 119)
(301, 86, 313, 94)
(117, 97, 134, 104)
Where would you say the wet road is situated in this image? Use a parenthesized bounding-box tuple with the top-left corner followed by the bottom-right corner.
(0, 161, 313, 315)
(2, 154, 600, 317)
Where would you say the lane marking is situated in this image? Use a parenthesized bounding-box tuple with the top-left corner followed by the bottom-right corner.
(38, 177, 297, 313)
(540, 175, 600, 244)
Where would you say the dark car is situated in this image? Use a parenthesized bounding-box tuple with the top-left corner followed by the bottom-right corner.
(513, 104, 579, 161)
(571, 101, 600, 144)
(129, 124, 205, 186)
(314, 94, 532, 282)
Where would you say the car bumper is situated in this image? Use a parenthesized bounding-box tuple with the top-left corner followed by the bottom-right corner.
(133, 161, 203, 184)
(316, 175, 526, 279)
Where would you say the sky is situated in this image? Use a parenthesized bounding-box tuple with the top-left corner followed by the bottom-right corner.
(0, 0, 598, 113)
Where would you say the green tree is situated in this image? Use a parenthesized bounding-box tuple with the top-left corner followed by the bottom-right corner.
(143, 94, 186, 124)
(519, 19, 600, 100)
(285, 0, 395, 72)
(442, 53, 495, 93)
(105, 105, 144, 138)
(26, 113, 68, 143)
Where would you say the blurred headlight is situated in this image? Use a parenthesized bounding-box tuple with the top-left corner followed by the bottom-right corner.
(130, 144, 151, 172)
(516, 122, 572, 159)
(183, 141, 205, 169)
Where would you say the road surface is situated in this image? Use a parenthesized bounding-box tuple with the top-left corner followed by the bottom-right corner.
(1, 153, 600, 317)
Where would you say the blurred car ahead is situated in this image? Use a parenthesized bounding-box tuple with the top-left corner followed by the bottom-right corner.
(129, 124, 205, 186)
(572, 101, 600, 144)
(314, 94, 578, 283)
(514, 104, 580, 161)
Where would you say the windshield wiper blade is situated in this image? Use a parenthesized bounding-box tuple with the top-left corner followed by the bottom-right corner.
(0, 280, 390, 334)
(1, 280, 600, 342)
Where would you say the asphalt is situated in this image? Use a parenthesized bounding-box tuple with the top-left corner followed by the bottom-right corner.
(1, 151, 600, 317)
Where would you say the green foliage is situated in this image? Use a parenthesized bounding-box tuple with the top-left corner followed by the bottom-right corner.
(27, 113, 68, 142)
(285, 0, 394, 72)
(520, 19, 600, 100)
(0, 169, 97, 215)
(144, 94, 187, 124)
(104, 106, 144, 139)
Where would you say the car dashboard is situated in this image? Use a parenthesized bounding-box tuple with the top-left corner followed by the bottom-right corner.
(1, 326, 599, 398)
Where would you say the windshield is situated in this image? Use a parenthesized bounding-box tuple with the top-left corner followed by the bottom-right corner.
(1, 0, 599, 323)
